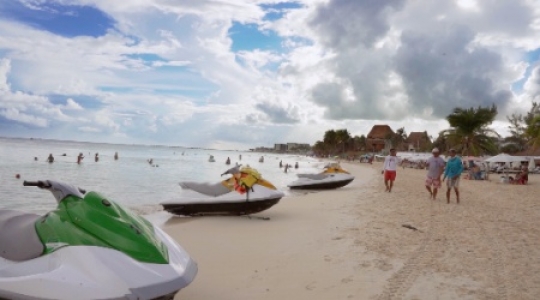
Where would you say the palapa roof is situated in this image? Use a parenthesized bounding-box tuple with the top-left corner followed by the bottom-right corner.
(367, 125, 394, 139)
(406, 132, 428, 143)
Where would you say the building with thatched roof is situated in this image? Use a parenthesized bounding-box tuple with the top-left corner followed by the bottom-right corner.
(366, 125, 394, 152)
(406, 131, 431, 152)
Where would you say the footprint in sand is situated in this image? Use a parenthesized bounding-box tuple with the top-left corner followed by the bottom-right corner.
(305, 282, 316, 291)
(341, 276, 353, 284)
(375, 259, 393, 271)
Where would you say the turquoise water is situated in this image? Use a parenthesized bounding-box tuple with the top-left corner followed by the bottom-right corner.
(0, 138, 324, 214)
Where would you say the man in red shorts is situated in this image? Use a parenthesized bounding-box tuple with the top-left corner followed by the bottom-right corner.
(425, 148, 446, 200)
(382, 148, 398, 192)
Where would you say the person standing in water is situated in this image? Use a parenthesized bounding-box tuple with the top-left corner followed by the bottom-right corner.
(382, 148, 398, 192)
(95, 153, 99, 162)
(114, 152, 119, 160)
(47, 154, 54, 163)
(77, 153, 84, 164)
(226, 157, 231, 165)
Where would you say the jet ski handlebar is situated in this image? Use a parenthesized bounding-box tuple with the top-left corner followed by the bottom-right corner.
(23, 180, 86, 194)
(23, 180, 51, 188)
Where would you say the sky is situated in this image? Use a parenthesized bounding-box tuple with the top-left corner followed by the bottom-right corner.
(0, 0, 539, 150)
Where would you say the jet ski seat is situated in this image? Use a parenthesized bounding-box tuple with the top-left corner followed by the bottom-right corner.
(296, 174, 329, 180)
(0, 210, 44, 261)
(180, 182, 231, 197)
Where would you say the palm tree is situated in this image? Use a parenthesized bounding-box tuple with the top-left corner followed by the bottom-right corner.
(442, 105, 500, 156)
(508, 102, 540, 152)
(335, 129, 352, 153)
(323, 129, 337, 154)
(525, 114, 540, 150)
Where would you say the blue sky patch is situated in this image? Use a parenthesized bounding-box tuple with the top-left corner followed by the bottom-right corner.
(511, 47, 540, 93)
(261, 2, 303, 21)
(0, 0, 115, 38)
(48, 94, 104, 110)
(229, 22, 283, 52)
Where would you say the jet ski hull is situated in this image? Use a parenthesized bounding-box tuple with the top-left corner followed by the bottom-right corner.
(0, 226, 197, 300)
(288, 178, 354, 190)
(162, 197, 281, 216)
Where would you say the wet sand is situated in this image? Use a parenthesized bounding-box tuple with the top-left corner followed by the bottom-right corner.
(162, 162, 540, 300)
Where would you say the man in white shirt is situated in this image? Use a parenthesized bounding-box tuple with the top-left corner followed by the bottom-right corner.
(382, 148, 398, 192)
(425, 148, 446, 200)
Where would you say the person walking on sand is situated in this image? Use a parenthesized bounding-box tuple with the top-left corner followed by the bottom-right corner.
(382, 148, 398, 192)
(425, 148, 446, 200)
(443, 149, 463, 204)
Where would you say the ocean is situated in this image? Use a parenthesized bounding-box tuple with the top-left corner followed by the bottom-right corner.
(0, 137, 324, 215)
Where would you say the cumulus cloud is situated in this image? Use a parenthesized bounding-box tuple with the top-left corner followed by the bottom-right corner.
(394, 24, 513, 117)
(0, 107, 48, 127)
(1, 0, 540, 147)
(295, 0, 539, 123)
(254, 101, 300, 124)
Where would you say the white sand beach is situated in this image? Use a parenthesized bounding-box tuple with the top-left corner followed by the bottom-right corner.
(164, 162, 540, 300)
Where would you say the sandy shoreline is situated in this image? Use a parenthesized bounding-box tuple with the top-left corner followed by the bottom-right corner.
(160, 161, 540, 300)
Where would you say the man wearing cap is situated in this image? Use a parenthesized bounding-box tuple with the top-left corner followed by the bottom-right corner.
(443, 149, 463, 204)
(425, 148, 446, 200)
(382, 148, 398, 192)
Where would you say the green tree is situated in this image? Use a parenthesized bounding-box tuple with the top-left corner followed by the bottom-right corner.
(335, 129, 352, 153)
(442, 105, 500, 156)
(385, 127, 407, 150)
(432, 131, 449, 153)
(526, 114, 540, 150)
(352, 135, 366, 151)
(508, 102, 540, 152)
(313, 140, 327, 155)
(323, 129, 337, 154)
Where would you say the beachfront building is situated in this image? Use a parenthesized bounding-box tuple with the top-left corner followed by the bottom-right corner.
(274, 144, 287, 152)
(406, 131, 432, 152)
(366, 125, 394, 153)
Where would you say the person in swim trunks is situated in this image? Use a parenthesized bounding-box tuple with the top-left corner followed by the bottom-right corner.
(425, 148, 446, 200)
(443, 149, 463, 204)
(382, 148, 398, 192)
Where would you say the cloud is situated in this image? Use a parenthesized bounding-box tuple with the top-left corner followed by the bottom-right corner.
(254, 101, 300, 124)
(394, 24, 513, 118)
(63, 98, 84, 110)
(1, 0, 540, 148)
(293, 0, 539, 123)
(78, 126, 101, 132)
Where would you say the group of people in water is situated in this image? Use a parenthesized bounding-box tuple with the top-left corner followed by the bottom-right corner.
(37, 152, 119, 164)
(223, 156, 300, 173)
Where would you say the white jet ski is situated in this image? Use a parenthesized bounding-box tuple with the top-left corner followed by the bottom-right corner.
(287, 163, 355, 189)
(0, 180, 197, 300)
(161, 166, 284, 216)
